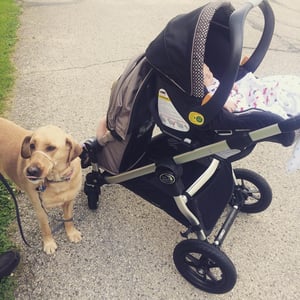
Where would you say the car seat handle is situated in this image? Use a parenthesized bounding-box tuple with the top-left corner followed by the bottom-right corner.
(248, 0, 266, 6)
(197, 0, 274, 128)
(225, 0, 274, 85)
(230, 0, 275, 76)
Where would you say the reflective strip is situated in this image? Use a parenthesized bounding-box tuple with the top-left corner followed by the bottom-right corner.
(191, 2, 220, 98)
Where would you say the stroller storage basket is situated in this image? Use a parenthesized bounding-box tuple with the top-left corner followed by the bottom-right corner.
(122, 155, 233, 234)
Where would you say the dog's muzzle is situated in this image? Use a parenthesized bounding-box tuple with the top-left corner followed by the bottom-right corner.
(25, 151, 55, 182)
(26, 165, 43, 181)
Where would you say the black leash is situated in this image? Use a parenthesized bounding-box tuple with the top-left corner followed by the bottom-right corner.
(0, 172, 32, 247)
(0, 173, 76, 248)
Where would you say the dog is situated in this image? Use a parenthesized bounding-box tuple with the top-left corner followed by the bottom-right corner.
(0, 118, 83, 254)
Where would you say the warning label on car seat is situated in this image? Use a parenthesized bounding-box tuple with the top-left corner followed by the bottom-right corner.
(158, 89, 190, 132)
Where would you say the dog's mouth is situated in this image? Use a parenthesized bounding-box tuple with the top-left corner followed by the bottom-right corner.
(25, 164, 48, 183)
(26, 175, 45, 183)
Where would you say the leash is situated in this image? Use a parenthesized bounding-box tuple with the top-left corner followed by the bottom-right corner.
(0, 173, 32, 247)
(0, 173, 73, 247)
(36, 187, 73, 230)
(0, 166, 76, 247)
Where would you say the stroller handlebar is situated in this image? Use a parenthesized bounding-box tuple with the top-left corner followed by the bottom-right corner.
(224, 116, 298, 152)
(278, 115, 300, 133)
(232, 115, 300, 149)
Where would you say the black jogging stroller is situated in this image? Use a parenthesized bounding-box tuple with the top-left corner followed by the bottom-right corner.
(82, 0, 300, 294)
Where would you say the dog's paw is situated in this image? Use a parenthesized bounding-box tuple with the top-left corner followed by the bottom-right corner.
(67, 228, 82, 243)
(43, 239, 58, 254)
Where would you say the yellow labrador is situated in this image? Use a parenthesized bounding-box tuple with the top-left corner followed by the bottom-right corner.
(0, 118, 82, 254)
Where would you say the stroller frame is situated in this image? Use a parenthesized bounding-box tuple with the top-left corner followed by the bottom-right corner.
(83, 0, 300, 294)
(84, 118, 298, 293)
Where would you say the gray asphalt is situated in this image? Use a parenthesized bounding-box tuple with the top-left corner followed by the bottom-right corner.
(7, 0, 300, 299)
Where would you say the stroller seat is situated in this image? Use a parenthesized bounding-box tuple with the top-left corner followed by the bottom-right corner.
(95, 71, 295, 176)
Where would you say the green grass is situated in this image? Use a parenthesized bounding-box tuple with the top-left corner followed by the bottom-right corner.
(0, 0, 20, 114)
(0, 185, 18, 300)
(0, 0, 21, 299)
(0, 184, 16, 253)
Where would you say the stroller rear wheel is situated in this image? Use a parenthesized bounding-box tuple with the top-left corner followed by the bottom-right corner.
(233, 168, 272, 213)
(173, 239, 237, 294)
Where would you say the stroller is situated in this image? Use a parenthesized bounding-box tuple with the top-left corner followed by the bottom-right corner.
(82, 0, 300, 294)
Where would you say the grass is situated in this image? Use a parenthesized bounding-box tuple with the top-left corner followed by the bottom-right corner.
(0, 185, 17, 300)
(0, 0, 20, 114)
(0, 0, 21, 299)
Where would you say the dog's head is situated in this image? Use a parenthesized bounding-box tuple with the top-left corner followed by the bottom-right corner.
(21, 125, 82, 183)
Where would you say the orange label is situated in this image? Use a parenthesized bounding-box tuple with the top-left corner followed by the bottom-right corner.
(201, 93, 212, 106)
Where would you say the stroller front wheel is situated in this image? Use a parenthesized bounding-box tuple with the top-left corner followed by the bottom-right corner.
(84, 171, 102, 210)
(87, 191, 99, 210)
(173, 239, 237, 294)
(233, 168, 272, 213)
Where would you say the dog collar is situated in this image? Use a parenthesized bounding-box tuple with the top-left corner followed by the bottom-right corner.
(35, 168, 74, 193)
(47, 167, 74, 184)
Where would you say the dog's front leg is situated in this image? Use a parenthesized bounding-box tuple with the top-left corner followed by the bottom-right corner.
(63, 200, 82, 243)
(29, 193, 57, 254)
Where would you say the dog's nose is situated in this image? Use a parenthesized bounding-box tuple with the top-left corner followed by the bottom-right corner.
(26, 166, 42, 178)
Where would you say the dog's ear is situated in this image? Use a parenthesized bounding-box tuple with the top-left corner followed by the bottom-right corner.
(21, 136, 32, 159)
(66, 137, 83, 162)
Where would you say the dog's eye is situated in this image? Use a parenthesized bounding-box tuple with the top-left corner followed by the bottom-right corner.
(30, 143, 35, 150)
(46, 145, 56, 152)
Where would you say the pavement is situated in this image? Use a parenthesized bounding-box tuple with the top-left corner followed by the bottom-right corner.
(7, 0, 300, 299)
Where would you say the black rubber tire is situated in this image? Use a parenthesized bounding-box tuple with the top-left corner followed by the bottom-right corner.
(233, 168, 272, 213)
(173, 239, 237, 294)
(87, 192, 99, 210)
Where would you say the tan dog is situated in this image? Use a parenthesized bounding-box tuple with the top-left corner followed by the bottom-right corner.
(0, 118, 82, 254)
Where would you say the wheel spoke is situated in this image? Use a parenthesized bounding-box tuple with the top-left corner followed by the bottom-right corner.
(240, 178, 245, 186)
(247, 187, 259, 193)
(246, 188, 260, 201)
(207, 260, 223, 281)
(240, 181, 261, 200)
(185, 253, 200, 267)
(248, 194, 260, 200)
(195, 256, 222, 283)
(205, 269, 220, 282)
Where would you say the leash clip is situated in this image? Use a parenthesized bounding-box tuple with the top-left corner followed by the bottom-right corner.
(36, 184, 47, 192)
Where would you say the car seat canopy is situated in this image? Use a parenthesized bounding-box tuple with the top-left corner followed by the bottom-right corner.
(146, 1, 234, 100)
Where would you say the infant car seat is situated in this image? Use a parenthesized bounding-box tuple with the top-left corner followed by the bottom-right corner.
(145, 0, 294, 149)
